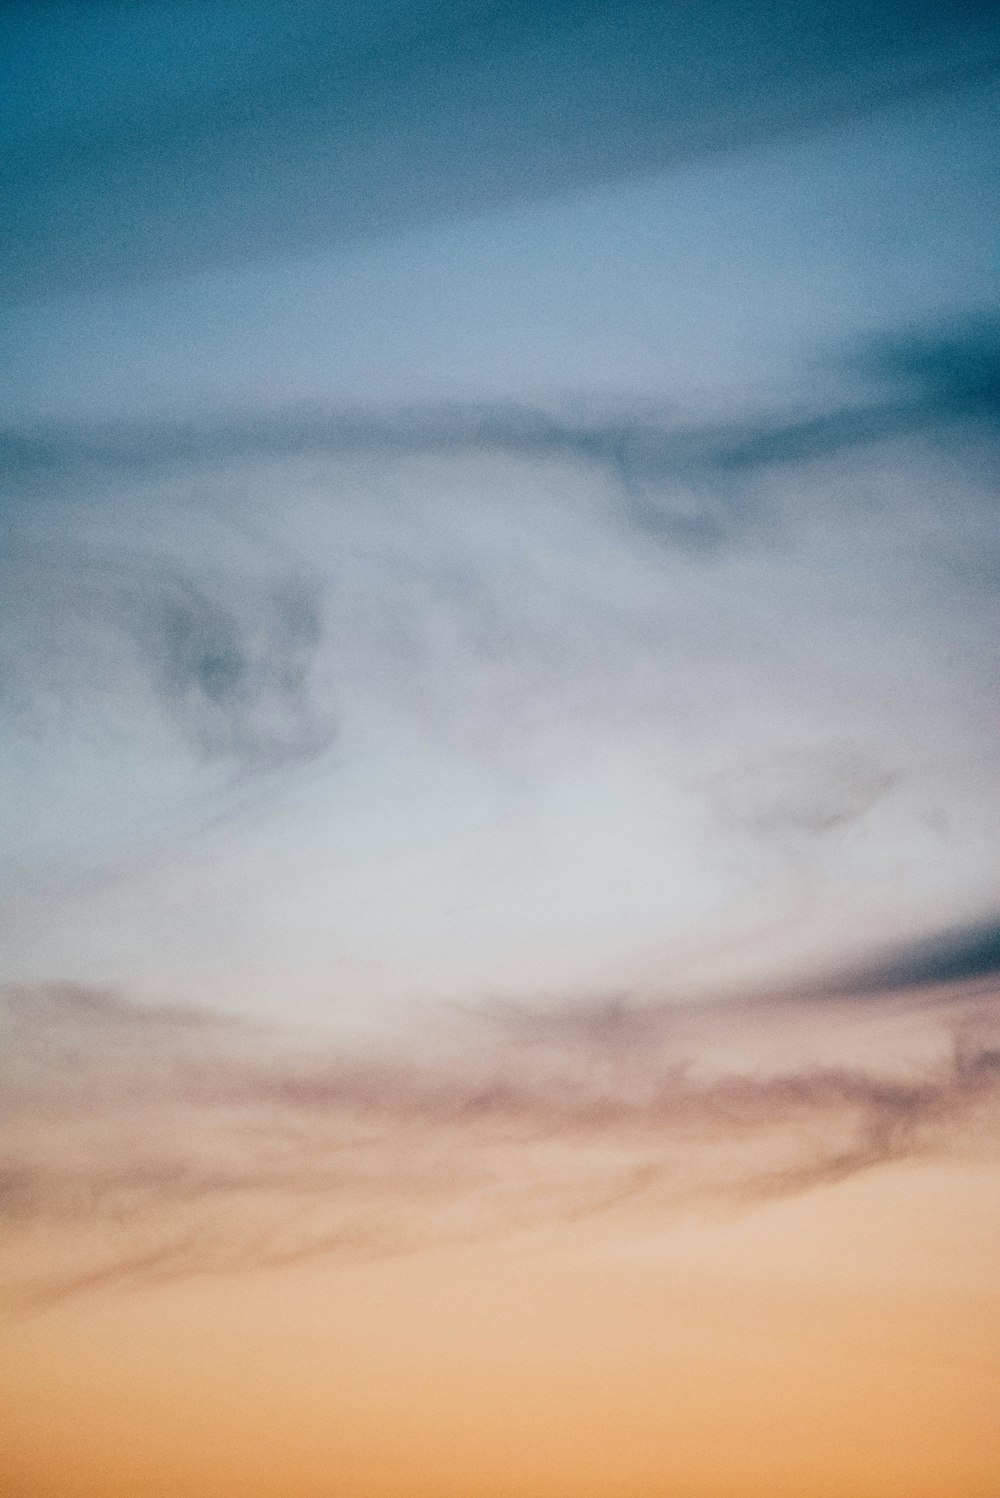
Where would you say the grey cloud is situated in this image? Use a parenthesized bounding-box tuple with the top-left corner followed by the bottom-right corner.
(132, 571, 334, 772)
(849, 317, 1000, 418)
(0, 547, 336, 778)
(2, 975, 997, 1307)
(4, 313, 997, 555)
(3, 0, 996, 302)
(842, 917, 1000, 994)
(0, 979, 244, 1035)
(0, 404, 751, 570)
(733, 1044, 1000, 1199)
(699, 747, 898, 838)
(705, 314, 1000, 474)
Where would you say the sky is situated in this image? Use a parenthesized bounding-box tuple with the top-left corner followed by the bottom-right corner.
(1, 4, 999, 1496)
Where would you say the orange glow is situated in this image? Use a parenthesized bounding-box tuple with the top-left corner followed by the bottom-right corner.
(4, 1156, 998, 1498)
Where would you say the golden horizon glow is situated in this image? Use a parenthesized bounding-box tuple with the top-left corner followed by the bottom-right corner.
(4, 1155, 999, 1498)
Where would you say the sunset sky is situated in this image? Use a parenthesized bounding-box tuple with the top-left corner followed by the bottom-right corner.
(2, 4, 999, 1496)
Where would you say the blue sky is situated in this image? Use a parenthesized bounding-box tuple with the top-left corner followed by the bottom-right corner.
(3, 72, 998, 423)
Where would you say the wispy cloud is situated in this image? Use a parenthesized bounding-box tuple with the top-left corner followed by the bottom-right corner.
(3, 970, 997, 1308)
(0, 541, 335, 796)
(4, 312, 997, 550)
(130, 569, 334, 771)
(2, 322, 998, 1014)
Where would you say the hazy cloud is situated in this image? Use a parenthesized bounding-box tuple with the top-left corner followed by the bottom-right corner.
(133, 571, 334, 771)
(3, 969, 997, 1308)
(2, 319, 997, 1006)
(0, 545, 335, 784)
(841, 917, 1000, 994)
(700, 747, 898, 837)
(4, 312, 997, 553)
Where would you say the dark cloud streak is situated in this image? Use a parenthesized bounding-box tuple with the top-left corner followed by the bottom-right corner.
(841, 918, 1000, 994)
(3, 969, 997, 1308)
(3, 314, 997, 558)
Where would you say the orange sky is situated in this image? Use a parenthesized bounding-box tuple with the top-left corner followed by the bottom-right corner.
(4, 1149, 998, 1498)
(4, 977, 999, 1496)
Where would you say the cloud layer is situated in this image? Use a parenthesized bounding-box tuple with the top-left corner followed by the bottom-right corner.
(3, 973, 997, 1307)
(1, 318, 998, 1019)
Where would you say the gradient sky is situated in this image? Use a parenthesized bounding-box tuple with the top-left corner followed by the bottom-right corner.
(2, 4, 999, 1496)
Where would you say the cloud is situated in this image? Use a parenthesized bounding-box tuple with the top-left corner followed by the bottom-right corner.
(131, 570, 334, 772)
(4, 312, 997, 546)
(839, 917, 1000, 994)
(3, 969, 997, 1308)
(700, 747, 898, 837)
(849, 316, 1000, 417)
(1, 316, 997, 1015)
(703, 313, 1000, 476)
(0, 541, 335, 791)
